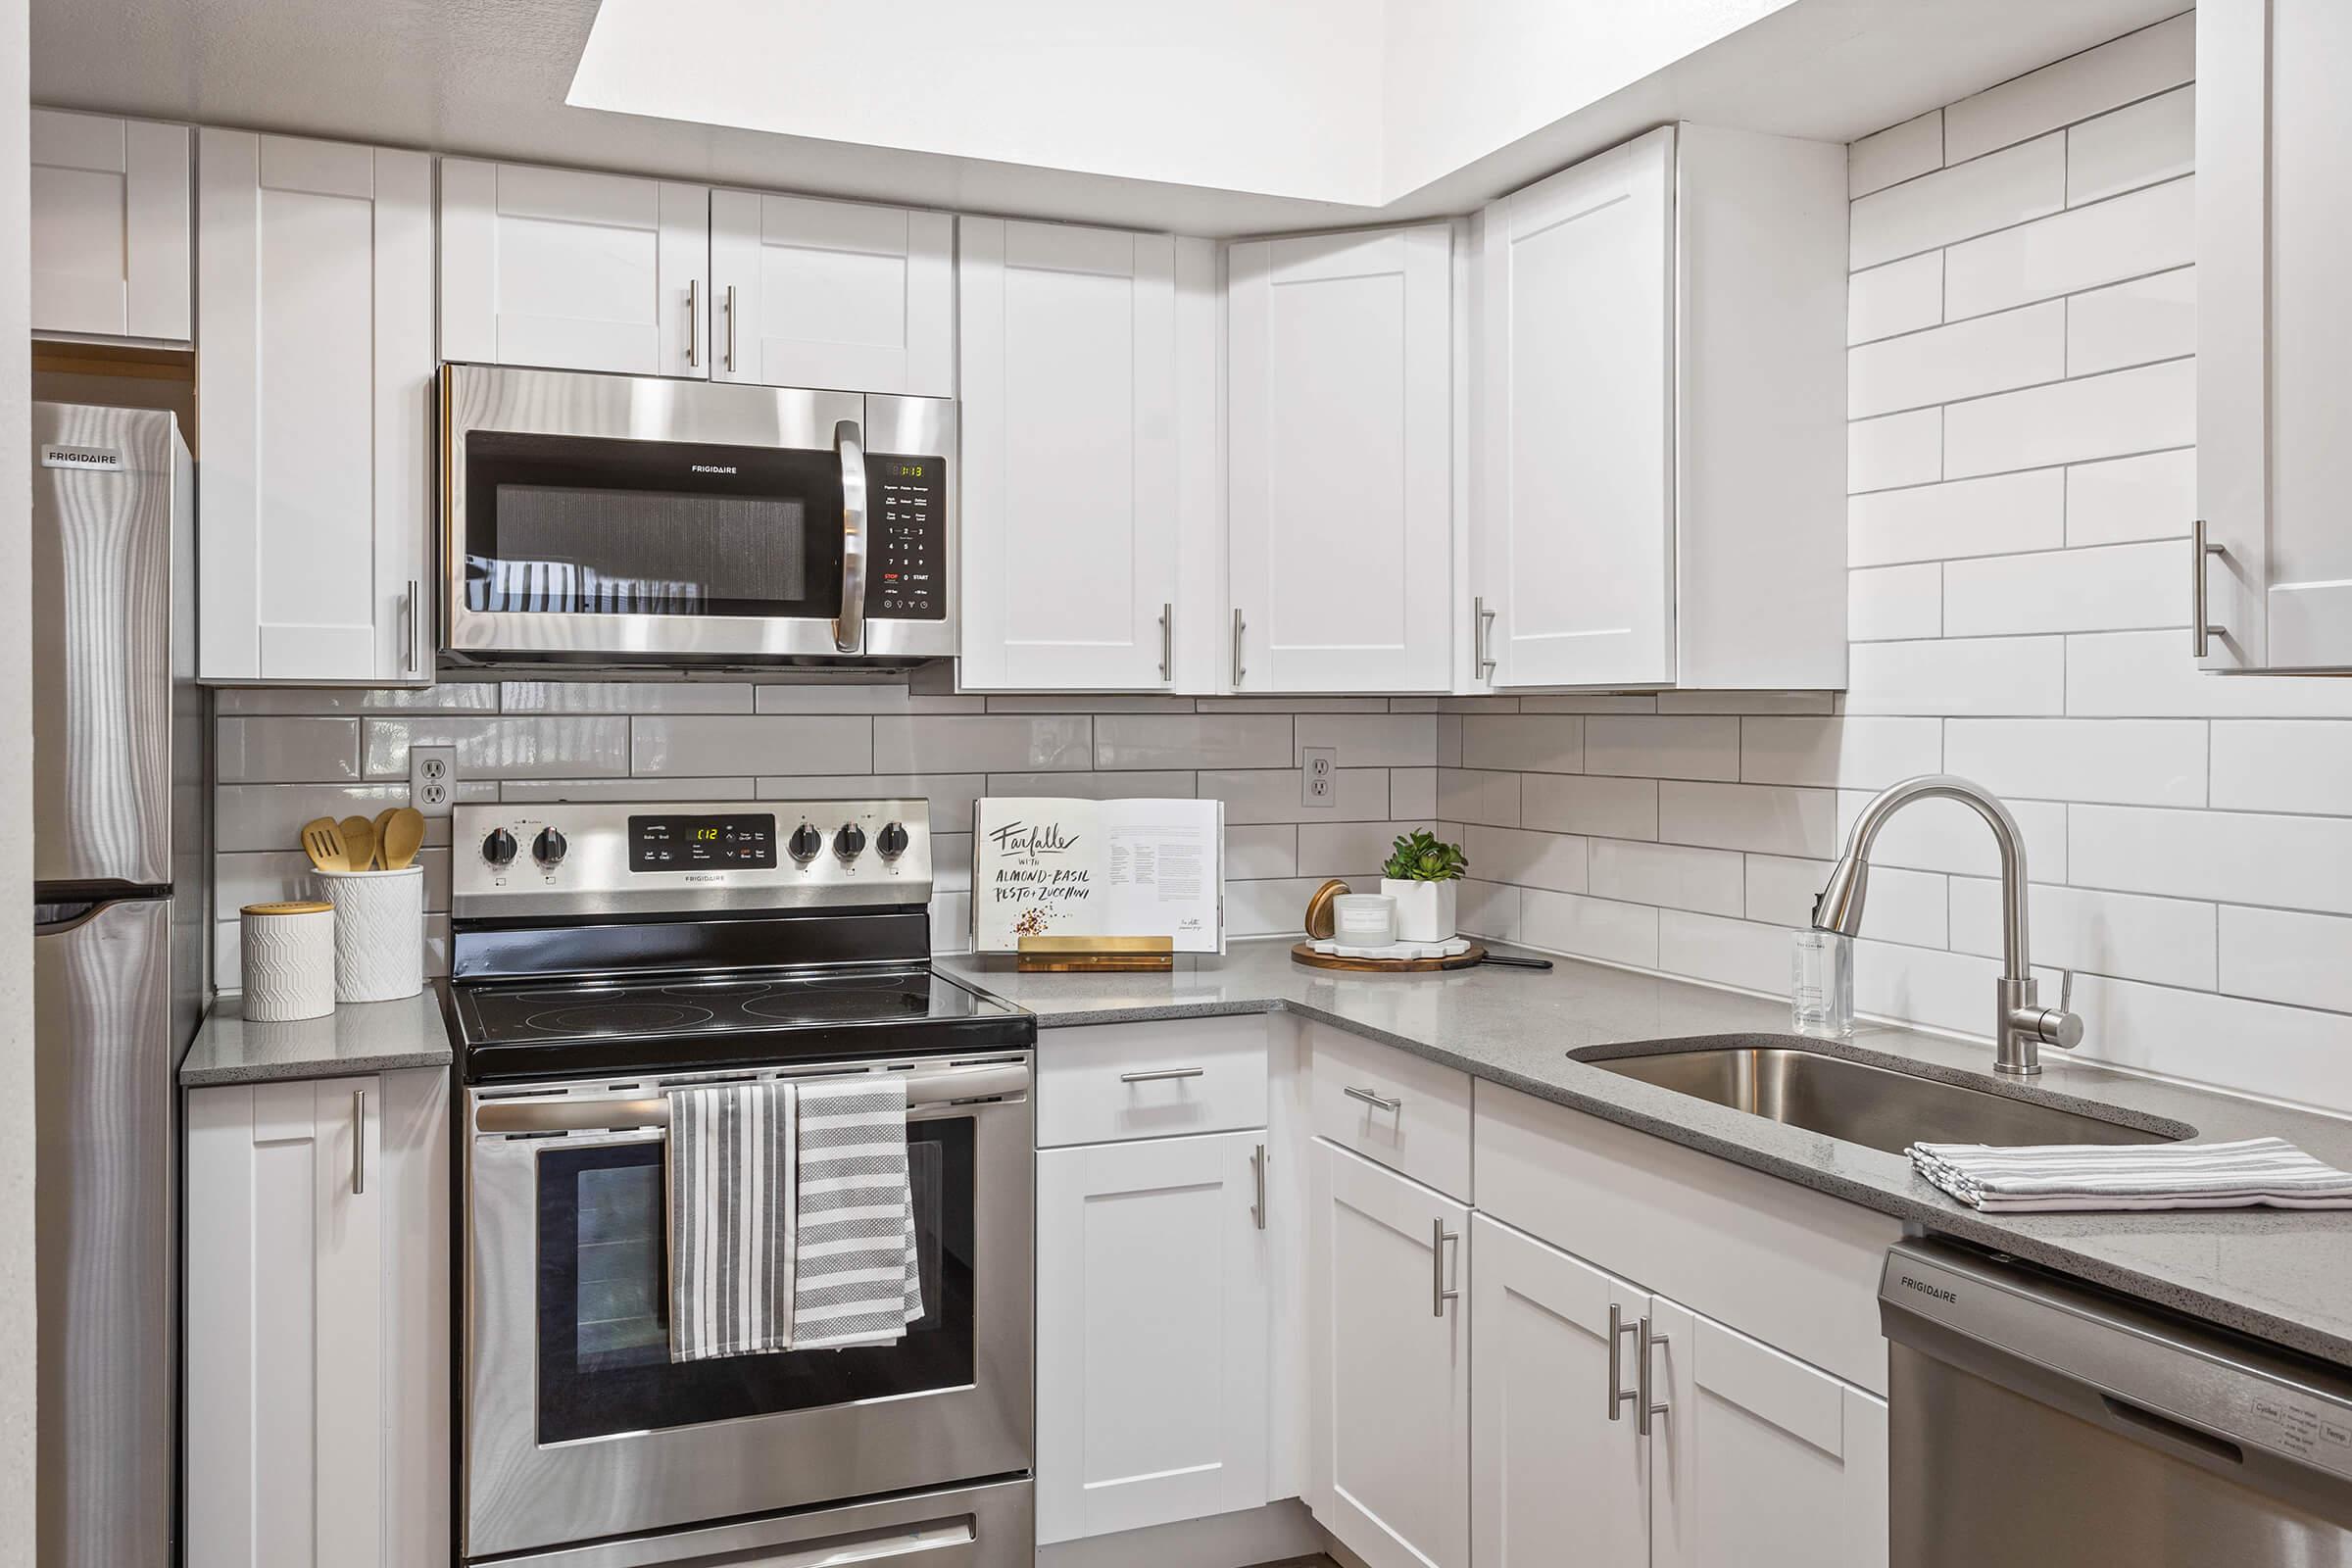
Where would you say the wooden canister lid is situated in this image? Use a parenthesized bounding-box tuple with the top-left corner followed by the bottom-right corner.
(1301, 878, 1353, 941)
(242, 900, 331, 916)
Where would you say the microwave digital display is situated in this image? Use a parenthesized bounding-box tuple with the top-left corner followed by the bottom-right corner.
(627, 813, 777, 870)
(867, 453, 947, 621)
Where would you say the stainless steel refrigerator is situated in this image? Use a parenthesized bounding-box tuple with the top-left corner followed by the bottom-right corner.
(31, 403, 207, 1568)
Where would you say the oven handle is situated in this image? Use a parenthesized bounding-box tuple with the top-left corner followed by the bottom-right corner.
(473, 1062, 1028, 1135)
(833, 417, 867, 655)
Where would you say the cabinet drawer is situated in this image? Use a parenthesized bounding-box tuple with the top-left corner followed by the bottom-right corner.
(1308, 1024, 1472, 1201)
(1036, 1016, 1270, 1147)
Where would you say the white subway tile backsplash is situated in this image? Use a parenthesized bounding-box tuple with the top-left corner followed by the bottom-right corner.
(1943, 717, 2207, 807)
(1437, 767, 1521, 827)
(2220, 906, 2352, 1015)
(1206, 766, 1388, 824)
(1848, 110, 1942, 198)
(752, 773, 990, 823)
(366, 715, 632, 780)
(1463, 824, 1588, 895)
(872, 713, 1089, 773)
(1583, 716, 1740, 782)
(2069, 973, 2352, 1111)
(2067, 631, 2352, 717)
(1943, 176, 2193, 318)
(1950, 878, 2218, 989)
(1225, 824, 1298, 881)
(1942, 539, 2187, 636)
(1746, 853, 1948, 949)
(1943, 14, 2194, 163)
(1392, 766, 1438, 820)
(1518, 774, 1657, 841)
(215, 683, 496, 713)
(1848, 252, 1943, 345)
(2067, 84, 2194, 206)
(1457, 879, 1523, 944)
(2210, 722, 2352, 815)
(632, 714, 874, 776)
(1460, 714, 1584, 773)
(986, 770, 1197, 802)
(1657, 781, 1840, 858)
(1294, 712, 1440, 767)
(1853, 939, 2035, 1036)
(1652, 692, 1838, 715)
(1298, 819, 1427, 880)
(1095, 712, 1291, 769)
(1520, 890, 1660, 969)
(1846, 636, 2067, 716)
(1740, 716, 1942, 790)
(2072, 805, 2352, 916)
(1848, 468, 2065, 566)
(504, 680, 755, 713)
(1518, 694, 1659, 714)
(1849, 133, 2064, 269)
(215, 782, 471, 854)
(1847, 564, 1942, 642)
(216, 717, 362, 783)
(1837, 789, 2068, 879)
(1943, 357, 2195, 478)
(2066, 449, 2194, 547)
(2065, 267, 2194, 376)
(508, 777, 757, 803)
(1847, 301, 2064, 418)
(1657, 912, 1794, 997)
(1588, 838, 1743, 917)
(1849, 410, 1942, 494)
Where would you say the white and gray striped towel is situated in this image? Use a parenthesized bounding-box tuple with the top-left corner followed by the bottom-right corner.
(792, 1076, 925, 1349)
(1909, 1136, 2352, 1213)
(665, 1080, 799, 1361)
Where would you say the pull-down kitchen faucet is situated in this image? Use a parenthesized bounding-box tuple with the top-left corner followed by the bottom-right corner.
(1812, 774, 2082, 1076)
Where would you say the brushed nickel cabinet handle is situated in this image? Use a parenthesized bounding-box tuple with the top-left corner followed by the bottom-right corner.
(2191, 518, 2228, 659)
(686, 278, 701, 369)
(1250, 1144, 1267, 1231)
(350, 1089, 367, 1196)
(833, 419, 867, 654)
(1638, 1315, 1672, 1436)
(1344, 1084, 1401, 1113)
(1475, 595, 1497, 680)
(1431, 1218, 1460, 1317)
(1607, 1303, 1640, 1421)
(404, 579, 421, 675)
(1119, 1066, 1204, 1084)
(724, 283, 738, 373)
(1232, 608, 1247, 685)
(1159, 603, 1173, 683)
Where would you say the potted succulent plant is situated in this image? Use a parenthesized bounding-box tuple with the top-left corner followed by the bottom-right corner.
(1380, 829, 1469, 942)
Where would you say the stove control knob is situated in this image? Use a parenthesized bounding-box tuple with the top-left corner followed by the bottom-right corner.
(482, 828, 517, 867)
(788, 823, 825, 863)
(532, 827, 567, 867)
(876, 821, 910, 860)
(835, 822, 867, 859)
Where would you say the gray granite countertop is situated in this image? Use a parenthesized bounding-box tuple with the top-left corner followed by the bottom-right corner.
(937, 939, 2352, 1367)
(181, 990, 454, 1088)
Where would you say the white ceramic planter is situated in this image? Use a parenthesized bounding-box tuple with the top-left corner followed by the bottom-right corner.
(314, 866, 424, 1003)
(1381, 878, 1458, 943)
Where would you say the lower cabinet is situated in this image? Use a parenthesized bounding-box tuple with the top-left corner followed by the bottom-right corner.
(1035, 1129, 1272, 1544)
(1308, 1138, 1472, 1568)
(184, 1069, 449, 1568)
(1470, 1212, 1887, 1568)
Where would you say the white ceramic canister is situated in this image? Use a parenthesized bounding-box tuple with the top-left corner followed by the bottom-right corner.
(1332, 894, 1399, 946)
(241, 901, 337, 1021)
(313, 865, 425, 1003)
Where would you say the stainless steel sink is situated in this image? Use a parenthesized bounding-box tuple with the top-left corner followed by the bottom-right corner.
(1575, 1043, 2186, 1155)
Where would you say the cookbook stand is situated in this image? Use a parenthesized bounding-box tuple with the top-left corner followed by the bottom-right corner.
(1016, 935, 1176, 973)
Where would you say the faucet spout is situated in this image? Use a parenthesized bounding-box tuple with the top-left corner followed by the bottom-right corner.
(1812, 774, 2080, 1075)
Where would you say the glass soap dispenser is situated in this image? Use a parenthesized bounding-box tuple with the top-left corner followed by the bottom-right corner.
(1790, 927, 1855, 1040)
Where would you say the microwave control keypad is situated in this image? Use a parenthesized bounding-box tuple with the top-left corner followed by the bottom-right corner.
(868, 454, 947, 620)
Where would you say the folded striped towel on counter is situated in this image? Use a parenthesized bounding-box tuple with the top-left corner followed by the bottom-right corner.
(793, 1075, 924, 1349)
(665, 1080, 798, 1361)
(1909, 1136, 2352, 1213)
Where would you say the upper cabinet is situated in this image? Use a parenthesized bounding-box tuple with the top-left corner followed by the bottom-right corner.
(1473, 124, 1846, 691)
(712, 191, 953, 395)
(959, 219, 1218, 691)
(441, 159, 710, 377)
(31, 110, 191, 344)
(1229, 223, 1458, 694)
(197, 129, 435, 684)
(2197, 0, 2352, 671)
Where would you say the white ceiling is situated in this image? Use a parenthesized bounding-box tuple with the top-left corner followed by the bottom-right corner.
(30, 0, 2187, 236)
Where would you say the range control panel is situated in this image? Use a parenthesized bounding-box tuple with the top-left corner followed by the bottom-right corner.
(865, 453, 947, 620)
(628, 812, 778, 871)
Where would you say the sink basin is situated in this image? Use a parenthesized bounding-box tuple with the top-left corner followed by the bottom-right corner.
(1574, 1043, 2185, 1155)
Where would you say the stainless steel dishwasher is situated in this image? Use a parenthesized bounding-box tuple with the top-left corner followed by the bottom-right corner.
(1880, 1238, 2352, 1566)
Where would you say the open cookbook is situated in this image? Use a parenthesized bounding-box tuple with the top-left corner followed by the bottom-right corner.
(970, 797, 1225, 954)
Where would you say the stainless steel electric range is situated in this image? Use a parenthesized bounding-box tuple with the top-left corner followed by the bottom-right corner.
(446, 799, 1035, 1568)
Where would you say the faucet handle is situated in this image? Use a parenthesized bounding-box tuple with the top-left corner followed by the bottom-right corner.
(2057, 966, 2074, 1013)
(2035, 968, 2083, 1051)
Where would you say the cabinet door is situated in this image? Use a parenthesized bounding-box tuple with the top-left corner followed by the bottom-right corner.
(185, 1076, 384, 1568)
(441, 159, 709, 377)
(197, 130, 435, 684)
(30, 110, 190, 342)
(1308, 1139, 1470, 1568)
(1647, 1298, 1888, 1568)
(711, 189, 952, 395)
(1229, 224, 1453, 693)
(2198, 0, 2352, 670)
(1036, 1130, 1270, 1543)
(1479, 127, 1675, 688)
(959, 218, 1180, 690)
(1469, 1215, 1648, 1568)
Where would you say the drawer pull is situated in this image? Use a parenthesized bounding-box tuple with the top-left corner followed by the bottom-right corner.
(1120, 1066, 1205, 1084)
(1638, 1316, 1672, 1437)
(1607, 1303, 1640, 1421)
(1250, 1144, 1267, 1230)
(1431, 1218, 1460, 1317)
(1345, 1085, 1402, 1113)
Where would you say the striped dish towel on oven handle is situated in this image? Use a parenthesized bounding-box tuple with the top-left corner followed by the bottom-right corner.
(794, 1075, 924, 1349)
(665, 1079, 798, 1361)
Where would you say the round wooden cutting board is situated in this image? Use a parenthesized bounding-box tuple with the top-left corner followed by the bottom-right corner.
(1289, 941, 1489, 973)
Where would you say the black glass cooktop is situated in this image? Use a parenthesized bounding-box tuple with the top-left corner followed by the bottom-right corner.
(449, 965, 1031, 1082)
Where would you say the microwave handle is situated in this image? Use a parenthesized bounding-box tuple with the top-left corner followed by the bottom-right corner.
(834, 418, 867, 655)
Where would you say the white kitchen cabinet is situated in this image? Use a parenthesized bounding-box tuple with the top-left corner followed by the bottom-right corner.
(2198, 0, 2352, 670)
(29, 109, 190, 343)
(1035, 1130, 1271, 1544)
(1307, 1138, 1470, 1568)
(711, 189, 953, 395)
(958, 218, 1209, 691)
(1228, 223, 1456, 693)
(441, 159, 710, 377)
(1474, 124, 1846, 690)
(197, 129, 435, 684)
(184, 1069, 450, 1568)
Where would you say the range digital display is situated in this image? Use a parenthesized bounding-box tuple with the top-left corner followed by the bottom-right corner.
(627, 812, 778, 871)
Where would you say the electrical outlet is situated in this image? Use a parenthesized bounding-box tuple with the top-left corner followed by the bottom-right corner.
(1301, 747, 1338, 808)
(410, 745, 458, 817)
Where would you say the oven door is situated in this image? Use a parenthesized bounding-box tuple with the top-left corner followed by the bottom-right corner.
(463, 1057, 1032, 1561)
(441, 365, 956, 665)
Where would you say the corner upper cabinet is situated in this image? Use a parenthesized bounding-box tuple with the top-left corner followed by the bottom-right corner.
(960, 219, 1217, 691)
(2198, 0, 2352, 670)
(197, 130, 435, 684)
(441, 159, 710, 377)
(30, 109, 191, 343)
(1229, 224, 1456, 693)
(1474, 124, 1846, 690)
(711, 190, 953, 395)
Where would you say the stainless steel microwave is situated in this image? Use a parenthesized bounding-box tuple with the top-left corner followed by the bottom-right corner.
(439, 364, 956, 669)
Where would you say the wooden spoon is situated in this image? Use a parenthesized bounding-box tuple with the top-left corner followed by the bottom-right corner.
(299, 816, 350, 873)
(377, 808, 426, 871)
(339, 814, 377, 872)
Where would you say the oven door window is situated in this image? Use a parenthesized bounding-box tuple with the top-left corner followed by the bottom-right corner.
(461, 430, 843, 618)
(534, 1119, 972, 1445)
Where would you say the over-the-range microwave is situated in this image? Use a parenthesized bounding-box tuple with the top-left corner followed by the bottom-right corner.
(439, 363, 956, 669)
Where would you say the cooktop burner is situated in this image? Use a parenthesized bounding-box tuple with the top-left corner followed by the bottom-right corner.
(522, 1001, 717, 1037)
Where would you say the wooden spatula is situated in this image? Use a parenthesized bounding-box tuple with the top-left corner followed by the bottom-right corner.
(378, 808, 426, 871)
(338, 814, 377, 872)
(299, 816, 350, 873)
